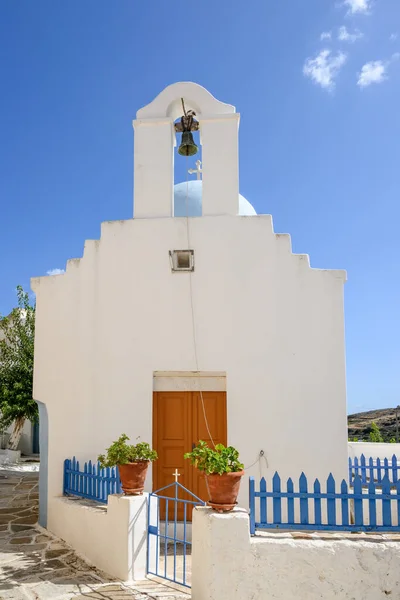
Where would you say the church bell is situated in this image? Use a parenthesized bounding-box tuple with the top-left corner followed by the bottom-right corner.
(178, 131, 198, 157)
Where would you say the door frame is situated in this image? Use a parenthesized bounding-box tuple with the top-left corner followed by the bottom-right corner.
(153, 371, 226, 392)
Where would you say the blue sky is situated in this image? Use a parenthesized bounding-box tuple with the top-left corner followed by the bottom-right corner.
(0, 0, 399, 414)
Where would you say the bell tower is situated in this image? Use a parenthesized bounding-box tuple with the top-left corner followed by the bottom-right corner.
(132, 82, 240, 219)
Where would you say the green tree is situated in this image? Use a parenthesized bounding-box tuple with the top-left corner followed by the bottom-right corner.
(369, 422, 384, 443)
(0, 286, 37, 450)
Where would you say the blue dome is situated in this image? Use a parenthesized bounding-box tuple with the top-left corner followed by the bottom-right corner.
(173, 180, 257, 217)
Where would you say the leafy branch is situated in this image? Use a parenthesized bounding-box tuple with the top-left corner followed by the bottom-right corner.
(184, 440, 244, 475)
(0, 286, 37, 449)
(98, 434, 158, 468)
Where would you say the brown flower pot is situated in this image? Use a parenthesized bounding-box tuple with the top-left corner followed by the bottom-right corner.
(206, 470, 244, 512)
(118, 461, 149, 495)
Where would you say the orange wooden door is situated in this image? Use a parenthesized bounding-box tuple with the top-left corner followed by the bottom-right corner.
(153, 391, 192, 490)
(192, 391, 227, 502)
(153, 391, 227, 519)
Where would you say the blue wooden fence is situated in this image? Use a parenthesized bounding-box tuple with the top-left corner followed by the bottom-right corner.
(249, 472, 400, 535)
(349, 454, 398, 486)
(63, 457, 122, 503)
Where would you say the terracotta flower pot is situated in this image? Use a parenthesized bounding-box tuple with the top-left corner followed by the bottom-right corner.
(206, 470, 244, 512)
(118, 461, 149, 495)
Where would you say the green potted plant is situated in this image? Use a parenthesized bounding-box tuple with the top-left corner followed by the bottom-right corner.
(184, 441, 244, 512)
(98, 434, 157, 496)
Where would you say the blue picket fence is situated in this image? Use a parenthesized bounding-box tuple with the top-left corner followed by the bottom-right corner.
(63, 457, 122, 503)
(349, 455, 399, 486)
(249, 472, 400, 535)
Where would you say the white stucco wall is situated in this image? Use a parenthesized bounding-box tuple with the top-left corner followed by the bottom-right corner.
(32, 213, 347, 525)
(192, 507, 400, 600)
(51, 494, 148, 581)
(349, 441, 400, 461)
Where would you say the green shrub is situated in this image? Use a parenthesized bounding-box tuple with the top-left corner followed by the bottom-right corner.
(184, 440, 244, 475)
(369, 422, 384, 443)
(98, 434, 157, 468)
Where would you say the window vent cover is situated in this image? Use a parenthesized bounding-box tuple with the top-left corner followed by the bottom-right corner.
(169, 250, 194, 272)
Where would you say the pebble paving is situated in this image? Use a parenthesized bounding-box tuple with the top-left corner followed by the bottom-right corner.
(0, 468, 190, 600)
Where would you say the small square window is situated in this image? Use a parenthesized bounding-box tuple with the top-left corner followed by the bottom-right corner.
(169, 250, 194, 272)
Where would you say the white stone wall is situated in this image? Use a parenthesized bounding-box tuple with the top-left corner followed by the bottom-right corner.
(32, 213, 348, 527)
(192, 507, 400, 600)
(51, 494, 148, 581)
(349, 441, 400, 461)
(19, 419, 34, 455)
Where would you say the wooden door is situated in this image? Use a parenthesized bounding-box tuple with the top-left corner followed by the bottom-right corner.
(192, 391, 227, 502)
(153, 391, 227, 519)
(153, 391, 192, 493)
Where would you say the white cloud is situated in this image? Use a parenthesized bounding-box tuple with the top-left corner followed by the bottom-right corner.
(357, 53, 399, 87)
(320, 31, 332, 41)
(357, 60, 387, 87)
(47, 268, 65, 276)
(390, 33, 398, 42)
(343, 0, 371, 14)
(303, 49, 347, 90)
(338, 26, 363, 42)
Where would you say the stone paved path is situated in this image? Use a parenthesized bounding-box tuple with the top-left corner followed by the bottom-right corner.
(0, 468, 190, 600)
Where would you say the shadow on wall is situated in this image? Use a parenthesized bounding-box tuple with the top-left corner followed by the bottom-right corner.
(32, 420, 40, 454)
(36, 401, 48, 527)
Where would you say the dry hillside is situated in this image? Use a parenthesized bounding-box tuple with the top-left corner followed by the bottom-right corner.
(348, 407, 399, 442)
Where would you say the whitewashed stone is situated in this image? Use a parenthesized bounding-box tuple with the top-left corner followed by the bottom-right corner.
(192, 506, 400, 600)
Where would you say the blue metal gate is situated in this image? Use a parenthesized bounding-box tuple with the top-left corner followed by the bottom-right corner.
(147, 480, 205, 588)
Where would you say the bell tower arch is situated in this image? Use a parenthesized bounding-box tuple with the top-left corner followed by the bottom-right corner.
(132, 82, 240, 219)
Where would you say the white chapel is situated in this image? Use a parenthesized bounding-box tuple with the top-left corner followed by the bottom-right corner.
(32, 82, 348, 530)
